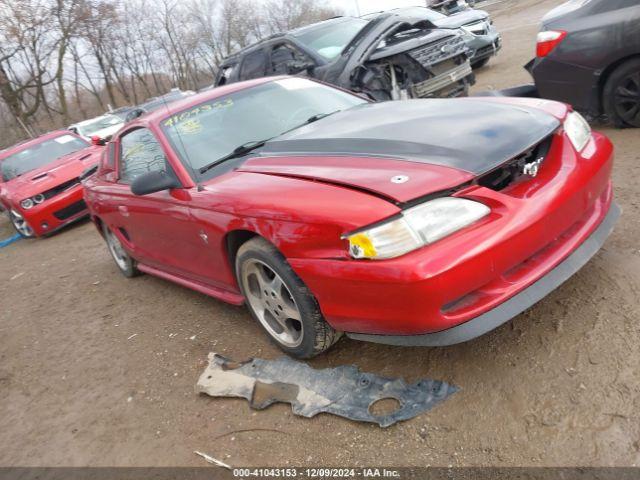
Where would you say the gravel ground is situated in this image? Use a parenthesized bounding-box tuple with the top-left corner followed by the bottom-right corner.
(1, 0, 639, 468)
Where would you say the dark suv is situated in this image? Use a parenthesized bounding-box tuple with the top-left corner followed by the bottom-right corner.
(527, 0, 640, 127)
(215, 13, 474, 101)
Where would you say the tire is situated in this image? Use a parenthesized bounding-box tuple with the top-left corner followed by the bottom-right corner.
(8, 209, 34, 238)
(602, 59, 640, 128)
(471, 57, 490, 70)
(235, 237, 341, 358)
(102, 223, 140, 278)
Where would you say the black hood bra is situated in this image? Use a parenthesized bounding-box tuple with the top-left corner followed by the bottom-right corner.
(260, 99, 560, 175)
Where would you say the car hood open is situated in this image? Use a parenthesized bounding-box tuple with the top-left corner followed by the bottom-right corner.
(256, 98, 559, 171)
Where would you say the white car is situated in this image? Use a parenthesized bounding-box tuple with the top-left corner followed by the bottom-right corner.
(68, 114, 124, 141)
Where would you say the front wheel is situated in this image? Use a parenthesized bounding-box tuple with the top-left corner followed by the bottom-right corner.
(471, 57, 490, 70)
(603, 59, 640, 128)
(9, 210, 34, 238)
(102, 223, 140, 277)
(236, 237, 341, 358)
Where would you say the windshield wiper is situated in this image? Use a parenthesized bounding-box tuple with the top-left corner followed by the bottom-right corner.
(198, 111, 342, 175)
(306, 111, 339, 123)
(198, 139, 272, 174)
(279, 109, 343, 136)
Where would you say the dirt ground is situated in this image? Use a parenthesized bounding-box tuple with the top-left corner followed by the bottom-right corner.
(1, 0, 640, 468)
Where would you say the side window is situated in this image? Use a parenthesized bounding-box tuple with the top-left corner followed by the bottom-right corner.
(239, 49, 267, 80)
(270, 43, 313, 75)
(118, 128, 169, 184)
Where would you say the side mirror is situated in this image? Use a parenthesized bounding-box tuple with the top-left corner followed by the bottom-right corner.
(91, 135, 106, 146)
(131, 170, 181, 196)
(287, 60, 315, 75)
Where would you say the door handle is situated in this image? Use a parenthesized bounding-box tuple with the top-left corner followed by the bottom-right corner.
(118, 205, 129, 217)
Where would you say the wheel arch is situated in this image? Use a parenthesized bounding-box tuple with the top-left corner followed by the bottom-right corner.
(92, 215, 106, 238)
(224, 229, 260, 279)
(598, 54, 640, 110)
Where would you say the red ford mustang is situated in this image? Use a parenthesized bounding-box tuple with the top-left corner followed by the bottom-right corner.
(0, 130, 102, 237)
(83, 77, 618, 358)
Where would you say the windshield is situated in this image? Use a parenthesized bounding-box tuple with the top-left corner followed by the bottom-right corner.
(293, 18, 369, 60)
(1, 134, 89, 181)
(161, 78, 367, 174)
(77, 115, 122, 136)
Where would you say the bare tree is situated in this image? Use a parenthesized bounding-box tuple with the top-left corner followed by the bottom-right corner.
(0, 0, 343, 148)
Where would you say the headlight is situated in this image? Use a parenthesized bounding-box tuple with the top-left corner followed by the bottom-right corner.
(345, 197, 490, 260)
(20, 193, 46, 209)
(564, 111, 591, 152)
(463, 21, 488, 35)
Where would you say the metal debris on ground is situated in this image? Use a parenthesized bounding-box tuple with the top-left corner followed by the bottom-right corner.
(194, 450, 232, 469)
(197, 353, 458, 428)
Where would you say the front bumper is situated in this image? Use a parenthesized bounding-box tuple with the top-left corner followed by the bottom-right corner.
(466, 31, 501, 63)
(289, 131, 615, 340)
(348, 201, 619, 346)
(17, 184, 88, 237)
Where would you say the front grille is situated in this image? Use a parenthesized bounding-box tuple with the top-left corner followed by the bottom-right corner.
(475, 44, 496, 59)
(42, 177, 81, 200)
(53, 200, 87, 220)
(409, 35, 467, 67)
(477, 134, 554, 191)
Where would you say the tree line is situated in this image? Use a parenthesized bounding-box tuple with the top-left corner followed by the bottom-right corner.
(0, 0, 341, 148)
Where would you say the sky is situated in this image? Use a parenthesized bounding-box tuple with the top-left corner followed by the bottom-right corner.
(331, 0, 429, 16)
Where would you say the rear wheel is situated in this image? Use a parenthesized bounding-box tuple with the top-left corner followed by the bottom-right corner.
(603, 59, 640, 128)
(9, 210, 34, 238)
(102, 224, 139, 277)
(236, 237, 340, 358)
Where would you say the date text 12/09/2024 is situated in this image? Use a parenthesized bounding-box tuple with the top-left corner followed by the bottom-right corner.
(232, 468, 401, 478)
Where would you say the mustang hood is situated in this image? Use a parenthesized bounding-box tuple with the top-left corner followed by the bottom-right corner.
(239, 156, 474, 204)
(257, 99, 560, 177)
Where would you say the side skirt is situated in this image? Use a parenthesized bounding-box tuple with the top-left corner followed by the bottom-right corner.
(137, 263, 245, 306)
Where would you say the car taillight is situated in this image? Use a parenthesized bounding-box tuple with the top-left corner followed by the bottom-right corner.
(536, 30, 567, 58)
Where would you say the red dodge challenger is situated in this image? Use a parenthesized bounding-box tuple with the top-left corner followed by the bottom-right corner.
(83, 77, 618, 358)
(0, 130, 102, 237)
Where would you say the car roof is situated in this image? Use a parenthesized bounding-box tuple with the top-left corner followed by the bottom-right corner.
(70, 113, 118, 128)
(220, 16, 362, 64)
(288, 16, 361, 36)
(0, 130, 78, 161)
(135, 77, 287, 127)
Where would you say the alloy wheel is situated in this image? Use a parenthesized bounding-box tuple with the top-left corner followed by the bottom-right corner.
(240, 259, 304, 348)
(614, 71, 640, 125)
(105, 227, 129, 271)
(9, 210, 34, 237)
